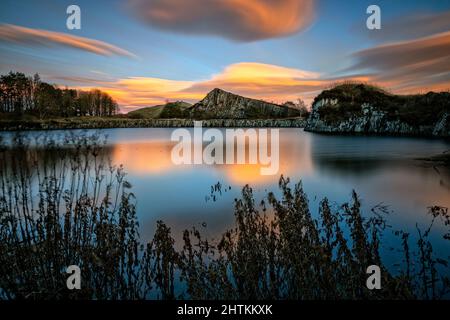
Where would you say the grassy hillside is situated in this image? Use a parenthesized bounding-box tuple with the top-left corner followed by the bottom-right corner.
(127, 105, 165, 119)
(314, 83, 450, 126)
(127, 101, 192, 119)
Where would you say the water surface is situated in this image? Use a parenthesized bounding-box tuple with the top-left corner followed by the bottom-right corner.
(2, 128, 449, 263)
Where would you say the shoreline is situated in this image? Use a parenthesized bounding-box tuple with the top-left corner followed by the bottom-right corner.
(0, 118, 306, 131)
(303, 127, 450, 140)
(1, 118, 449, 140)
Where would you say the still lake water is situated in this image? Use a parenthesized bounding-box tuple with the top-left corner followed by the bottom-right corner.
(2, 128, 450, 266)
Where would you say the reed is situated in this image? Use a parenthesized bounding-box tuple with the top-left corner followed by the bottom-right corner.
(0, 134, 449, 299)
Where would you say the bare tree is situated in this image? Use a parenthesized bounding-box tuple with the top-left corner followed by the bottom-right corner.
(282, 98, 310, 118)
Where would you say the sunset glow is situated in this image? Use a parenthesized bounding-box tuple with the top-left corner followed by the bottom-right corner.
(0, 0, 448, 112)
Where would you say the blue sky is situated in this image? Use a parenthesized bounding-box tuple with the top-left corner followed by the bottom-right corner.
(0, 0, 449, 111)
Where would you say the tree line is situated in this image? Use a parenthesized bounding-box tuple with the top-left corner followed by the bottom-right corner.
(0, 72, 118, 118)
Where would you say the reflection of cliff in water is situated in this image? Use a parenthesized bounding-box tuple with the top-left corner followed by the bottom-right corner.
(312, 152, 450, 190)
(309, 133, 448, 178)
(312, 156, 393, 177)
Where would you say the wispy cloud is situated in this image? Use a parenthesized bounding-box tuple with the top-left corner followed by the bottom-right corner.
(58, 31, 450, 111)
(360, 10, 450, 42)
(0, 24, 137, 58)
(126, 0, 315, 41)
(350, 31, 450, 93)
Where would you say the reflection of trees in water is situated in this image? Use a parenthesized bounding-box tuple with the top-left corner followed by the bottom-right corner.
(0, 132, 140, 299)
(0, 133, 449, 300)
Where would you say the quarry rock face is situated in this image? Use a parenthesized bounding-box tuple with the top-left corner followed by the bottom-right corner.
(306, 99, 450, 138)
(433, 112, 450, 137)
(187, 88, 300, 119)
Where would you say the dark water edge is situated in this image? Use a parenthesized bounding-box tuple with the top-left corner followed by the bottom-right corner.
(0, 118, 305, 131)
(304, 128, 450, 139)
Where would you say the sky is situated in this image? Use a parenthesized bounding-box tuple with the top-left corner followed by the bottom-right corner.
(0, 0, 449, 112)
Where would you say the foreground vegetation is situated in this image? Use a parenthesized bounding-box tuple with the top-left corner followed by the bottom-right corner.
(0, 134, 449, 300)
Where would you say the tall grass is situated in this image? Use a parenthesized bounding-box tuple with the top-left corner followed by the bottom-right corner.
(0, 134, 449, 299)
(0, 133, 142, 299)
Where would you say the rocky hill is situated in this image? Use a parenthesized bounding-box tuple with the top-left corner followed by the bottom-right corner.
(186, 88, 300, 119)
(127, 89, 300, 120)
(305, 83, 450, 138)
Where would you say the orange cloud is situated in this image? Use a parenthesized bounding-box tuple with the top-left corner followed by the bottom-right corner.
(92, 78, 201, 110)
(186, 62, 325, 104)
(0, 24, 136, 58)
(74, 53, 449, 113)
(75, 62, 324, 111)
(127, 0, 315, 41)
(74, 61, 414, 112)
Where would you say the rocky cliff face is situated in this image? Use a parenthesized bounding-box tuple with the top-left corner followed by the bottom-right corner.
(433, 112, 450, 137)
(306, 98, 450, 138)
(187, 88, 299, 119)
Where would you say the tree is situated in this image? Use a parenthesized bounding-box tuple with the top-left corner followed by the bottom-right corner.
(35, 82, 60, 119)
(296, 98, 310, 118)
(0, 71, 119, 118)
(0, 72, 33, 114)
(282, 98, 310, 118)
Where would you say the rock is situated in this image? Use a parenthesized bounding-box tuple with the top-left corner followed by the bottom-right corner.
(305, 83, 450, 138)
(306, 98, 449, 138)
(187, 88, 300, 119)
(433, 112, 450, 137)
